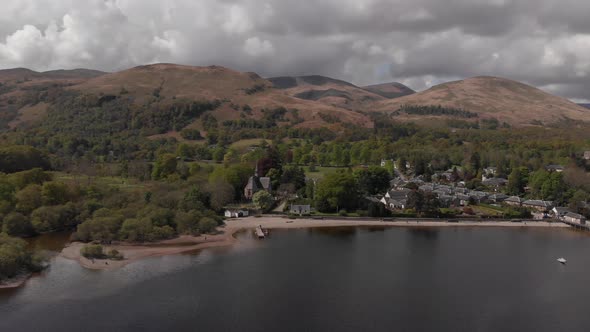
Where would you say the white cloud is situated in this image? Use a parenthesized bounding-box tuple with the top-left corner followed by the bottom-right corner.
(243, 37, 275, 57)
(1, 0, 590, 100)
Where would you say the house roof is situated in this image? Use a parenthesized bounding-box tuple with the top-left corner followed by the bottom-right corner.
(505, 196, 524, 203)
(552, 207, 570, 214)
(482, 178, 508, 186)
(565, 212, 585, 220)
(523, 200, 553, 207)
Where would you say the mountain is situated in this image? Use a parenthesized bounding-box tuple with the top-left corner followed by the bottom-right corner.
(362, 82, 415, 99)
(373, 76, 590, 126)
(268, 75, 411, 111)
(0, 68, 106, 129)
(71, 64, 371, 130)
(2, 65, 590, 134)
(0, 64, 372, 134)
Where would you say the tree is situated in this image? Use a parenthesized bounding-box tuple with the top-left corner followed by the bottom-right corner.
(314, 170, 359, 212)
(253, 190, 274, 212)
(30, 206, 61, 233)
(354, 166, 392, 195)
(2, 212, 32, 236)
(207, 180, 234, 211)
(507, 167, 529, 195)
(199, 217, 218, 234)
(151, 153, 178, 179)
(0, 233, 42, 280)
(15, 184, 42, 214)
(119, 218, 153, 242)
(0, 145, 50, 173)
(175, 211, 201, 235)
(41, 182, 69, 205)
(469, 152, 481, 172)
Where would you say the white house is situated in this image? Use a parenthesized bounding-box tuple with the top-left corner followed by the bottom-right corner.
(225, 209, 249, 218)
(564, 212, 586, 225)
(290, 204, 311, 215)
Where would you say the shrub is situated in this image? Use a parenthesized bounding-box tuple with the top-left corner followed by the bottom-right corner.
(107, 249, 124, 260)
(80, 244, 105, 259)
(199, 217, 218, 234)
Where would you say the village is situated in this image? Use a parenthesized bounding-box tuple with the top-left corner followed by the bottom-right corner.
(224, 160, 588, 231)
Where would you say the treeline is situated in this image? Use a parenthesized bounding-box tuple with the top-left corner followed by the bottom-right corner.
(395, 105, 478, 118)
(0, 233, 44, 281)
(0, 166, 224, 242)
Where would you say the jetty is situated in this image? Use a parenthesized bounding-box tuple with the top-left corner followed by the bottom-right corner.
(561, 220, 590, 231)
(255, 225, 268, 239)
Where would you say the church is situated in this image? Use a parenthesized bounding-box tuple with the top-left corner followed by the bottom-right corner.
(244, 165, 272, 199)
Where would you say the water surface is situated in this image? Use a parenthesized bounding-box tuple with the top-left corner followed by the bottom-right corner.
(1, 226, 589, 332)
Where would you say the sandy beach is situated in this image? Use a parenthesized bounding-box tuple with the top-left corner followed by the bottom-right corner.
(60, 216, 569, 270)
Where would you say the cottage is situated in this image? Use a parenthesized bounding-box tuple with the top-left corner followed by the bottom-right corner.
(551, 207, 570, 220)
(385, 188, 411, 201)
(564, 212, 586, 225)
(504, 196, 524, 206)
(532, 212, 547, 220)
(522, 200, 553, 212)
(224, 209, 249, 218)
(290, 204, 311, 215)
(488, 194, 508, 203)
(482, 178, 508, 190)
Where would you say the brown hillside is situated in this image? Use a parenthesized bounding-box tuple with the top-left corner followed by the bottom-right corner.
(71, 64, 372, 128)
(373, 76, 590, 126)
(362, 82, 415, 99)
(268, 75, 388, 111)
(0, 68, 106, 128)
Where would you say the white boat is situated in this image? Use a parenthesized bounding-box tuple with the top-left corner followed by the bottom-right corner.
(557, 258, 567, 264)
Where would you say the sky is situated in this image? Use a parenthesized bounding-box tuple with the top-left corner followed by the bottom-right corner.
(0, 0, 589, 101)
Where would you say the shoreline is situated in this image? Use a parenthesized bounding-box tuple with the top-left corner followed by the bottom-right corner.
(58, 216, 570, 271)
(0, 273, 32, 290)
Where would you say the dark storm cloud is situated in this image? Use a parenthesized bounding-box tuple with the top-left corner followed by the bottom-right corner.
(0, 0, 589, 100)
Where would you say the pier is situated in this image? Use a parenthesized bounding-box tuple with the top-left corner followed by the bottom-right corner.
(255, 225, 268, 239)
(560, 220, 590, 231)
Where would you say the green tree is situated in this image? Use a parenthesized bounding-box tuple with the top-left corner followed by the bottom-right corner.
(207, 180, 234, 211)
(15, 184, 42, 214)
(314, 170, 359, 212)
(253, 190, 274, 212)
(199, 217, 218, 233)
(2, 212, 32, 236)
(0, 233, 42, 280)
(175, 211, 201, 235)
(152, 153, 178, 179)
(354, 166, 392, 195)
(507, 167, 529, 195)
(119, 218, 153, 242)
(41, 182, 69, 205)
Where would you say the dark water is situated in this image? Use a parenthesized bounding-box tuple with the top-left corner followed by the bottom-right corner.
(2, 226, 590, 332)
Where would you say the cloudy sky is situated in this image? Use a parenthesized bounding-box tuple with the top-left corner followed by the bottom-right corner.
(1, 0, 589, 101)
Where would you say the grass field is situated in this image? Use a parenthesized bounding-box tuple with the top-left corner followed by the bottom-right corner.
(471, 204, 505, 217)
(304, 166, 350, 180)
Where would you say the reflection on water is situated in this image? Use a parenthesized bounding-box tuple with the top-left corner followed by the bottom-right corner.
(25, 231, 72, 252)
(2, 227, 590, 332)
